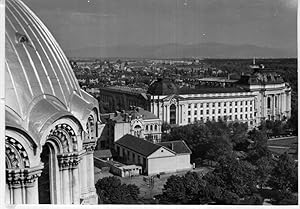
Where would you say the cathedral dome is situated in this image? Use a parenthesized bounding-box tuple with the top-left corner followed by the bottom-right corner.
(5, 0, 99, 141)
(147, 78, 178, 95)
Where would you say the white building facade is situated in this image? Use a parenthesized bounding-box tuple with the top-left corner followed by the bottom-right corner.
(148, 67, 291, 128)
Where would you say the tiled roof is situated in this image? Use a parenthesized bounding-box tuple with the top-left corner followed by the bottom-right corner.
(94, 149, 112, 159)
(158, 141, 192, 154)
(115, 134, 161, 157)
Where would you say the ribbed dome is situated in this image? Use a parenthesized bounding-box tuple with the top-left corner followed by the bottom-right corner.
(5, 0, 99, 141)
(147, 78, 178, 95)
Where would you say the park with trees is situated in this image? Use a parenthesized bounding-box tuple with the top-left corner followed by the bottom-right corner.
(94, 119, 297, 204)
(155, 119, 298, 204)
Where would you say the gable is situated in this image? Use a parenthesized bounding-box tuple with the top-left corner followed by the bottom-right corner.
(148, 147, 175, 159)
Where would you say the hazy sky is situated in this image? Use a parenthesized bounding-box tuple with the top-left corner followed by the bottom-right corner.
(22, 0, 297, 51)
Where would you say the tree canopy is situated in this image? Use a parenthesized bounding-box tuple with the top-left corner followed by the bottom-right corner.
(95, 176, 140, 204)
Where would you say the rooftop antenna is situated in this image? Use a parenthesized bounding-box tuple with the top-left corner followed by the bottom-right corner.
(253, 57, 255, 65)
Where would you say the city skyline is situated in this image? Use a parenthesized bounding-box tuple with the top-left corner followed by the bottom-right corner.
(22, 0, 297, 57)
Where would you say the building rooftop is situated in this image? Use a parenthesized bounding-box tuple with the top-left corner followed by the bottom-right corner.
(116, 134, 161, 157)
(94, 149, 112, 159)
(110, 107, 159, 122)
(158, 141, 192, 154)
(179, 86, 248, 94)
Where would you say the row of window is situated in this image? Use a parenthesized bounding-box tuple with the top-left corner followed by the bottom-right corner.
(188, 113, 254, 123)
(117, 145, 146, 165)
(187, 101, 253, 109)
(145, 124, 160, 132)
(188, 107, 253, 116)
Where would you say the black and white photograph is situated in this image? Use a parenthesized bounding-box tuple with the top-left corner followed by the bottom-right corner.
(1, 0, 298, 206)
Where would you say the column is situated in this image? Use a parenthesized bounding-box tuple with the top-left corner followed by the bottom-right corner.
(12, 185, 23, 204)
(80, 153, 88, 194)
(58, 155, 71, 204)
(25, 180, 38, 204)
(71, 157, 80, 204)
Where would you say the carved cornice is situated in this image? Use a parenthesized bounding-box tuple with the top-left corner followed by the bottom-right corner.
(83, 142, 96, 153)
(57, 153, 81, 170)
(6, 165, 43, 188)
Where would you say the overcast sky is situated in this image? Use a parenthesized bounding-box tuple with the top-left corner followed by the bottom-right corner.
(22, 0, 297, 52)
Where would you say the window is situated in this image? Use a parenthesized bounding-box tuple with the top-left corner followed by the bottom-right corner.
(245, 101, 248, 105)
(235, 108, 237, 113)
(250, 107, 252, 111)
(200, 110, 203, 114)
(218, 116, 221, 120)
(170, 104, 176, 124)
(245, 107, 248, 112)
(188, 104, 191, 109)
(224, 109, 226, 114)
(200, 117, 203, 121)
(218, 109, 221, 114)
(194, 110, 197, 115)
(150, 125, 153, 131)
(200, 103, 203, 108)
(207, 103, 209, 108)
(206, 110, 209, 114)
(235, 115, 238, 120)
(240, 101, 243, 105)
(230, 102, 232, 106)
(212, 109, 215, 114)
(224, 102, 227, 107)
(240, 108, 243, 112)
(229, 108, 232, 113)
(212, 103, 215, 107)
(212, 116, 215, 121)
(154, 124, 157, 131)
(194, 117, 197, 122)
(218, 102, 221, 107)
(235, 101, 238, 106)
(267, 97, 271, 109)
(188, 111, 191, 116)
(206, 117, 209, 121)
(229, 115, 232, 120)
(194, 104, 197, 108)
(240, 115, 243, 119)
(146, 125, 148, 131)
(188, 118, 191, 123)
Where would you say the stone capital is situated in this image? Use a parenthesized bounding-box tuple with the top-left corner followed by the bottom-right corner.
(6, 165, 43, 188)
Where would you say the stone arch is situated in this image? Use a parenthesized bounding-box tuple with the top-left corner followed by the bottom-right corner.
(5, 136, 30, 169)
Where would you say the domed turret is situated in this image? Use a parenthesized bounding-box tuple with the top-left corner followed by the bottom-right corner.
(147, 78, 178, 95)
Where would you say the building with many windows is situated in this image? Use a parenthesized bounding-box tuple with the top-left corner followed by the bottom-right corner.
(148, 65, 291, 128)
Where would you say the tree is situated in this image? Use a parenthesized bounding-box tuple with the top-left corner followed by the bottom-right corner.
(95, 176, 140, 204)
(267, 153, 298, 198)
(205, 155, 257, 198)
(255, 156, 274, 190)
(158, 175, 187, 203)
(246, 129, 270, 164)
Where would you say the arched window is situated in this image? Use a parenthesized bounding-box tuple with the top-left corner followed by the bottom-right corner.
(170, 104, 176, 124)
(275, 96, 277, 108)
(154, 125, 157, 131)
(267, 97, 271, 109)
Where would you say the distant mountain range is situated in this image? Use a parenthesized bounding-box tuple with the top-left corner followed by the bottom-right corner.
(65, 42, 296, 59)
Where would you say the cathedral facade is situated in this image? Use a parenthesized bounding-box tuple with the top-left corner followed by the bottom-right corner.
(5, 0, 104, 204)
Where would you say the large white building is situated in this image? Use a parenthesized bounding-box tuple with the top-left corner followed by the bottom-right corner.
(148, 65, 291, 128)
(5, 0, 104, 204)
